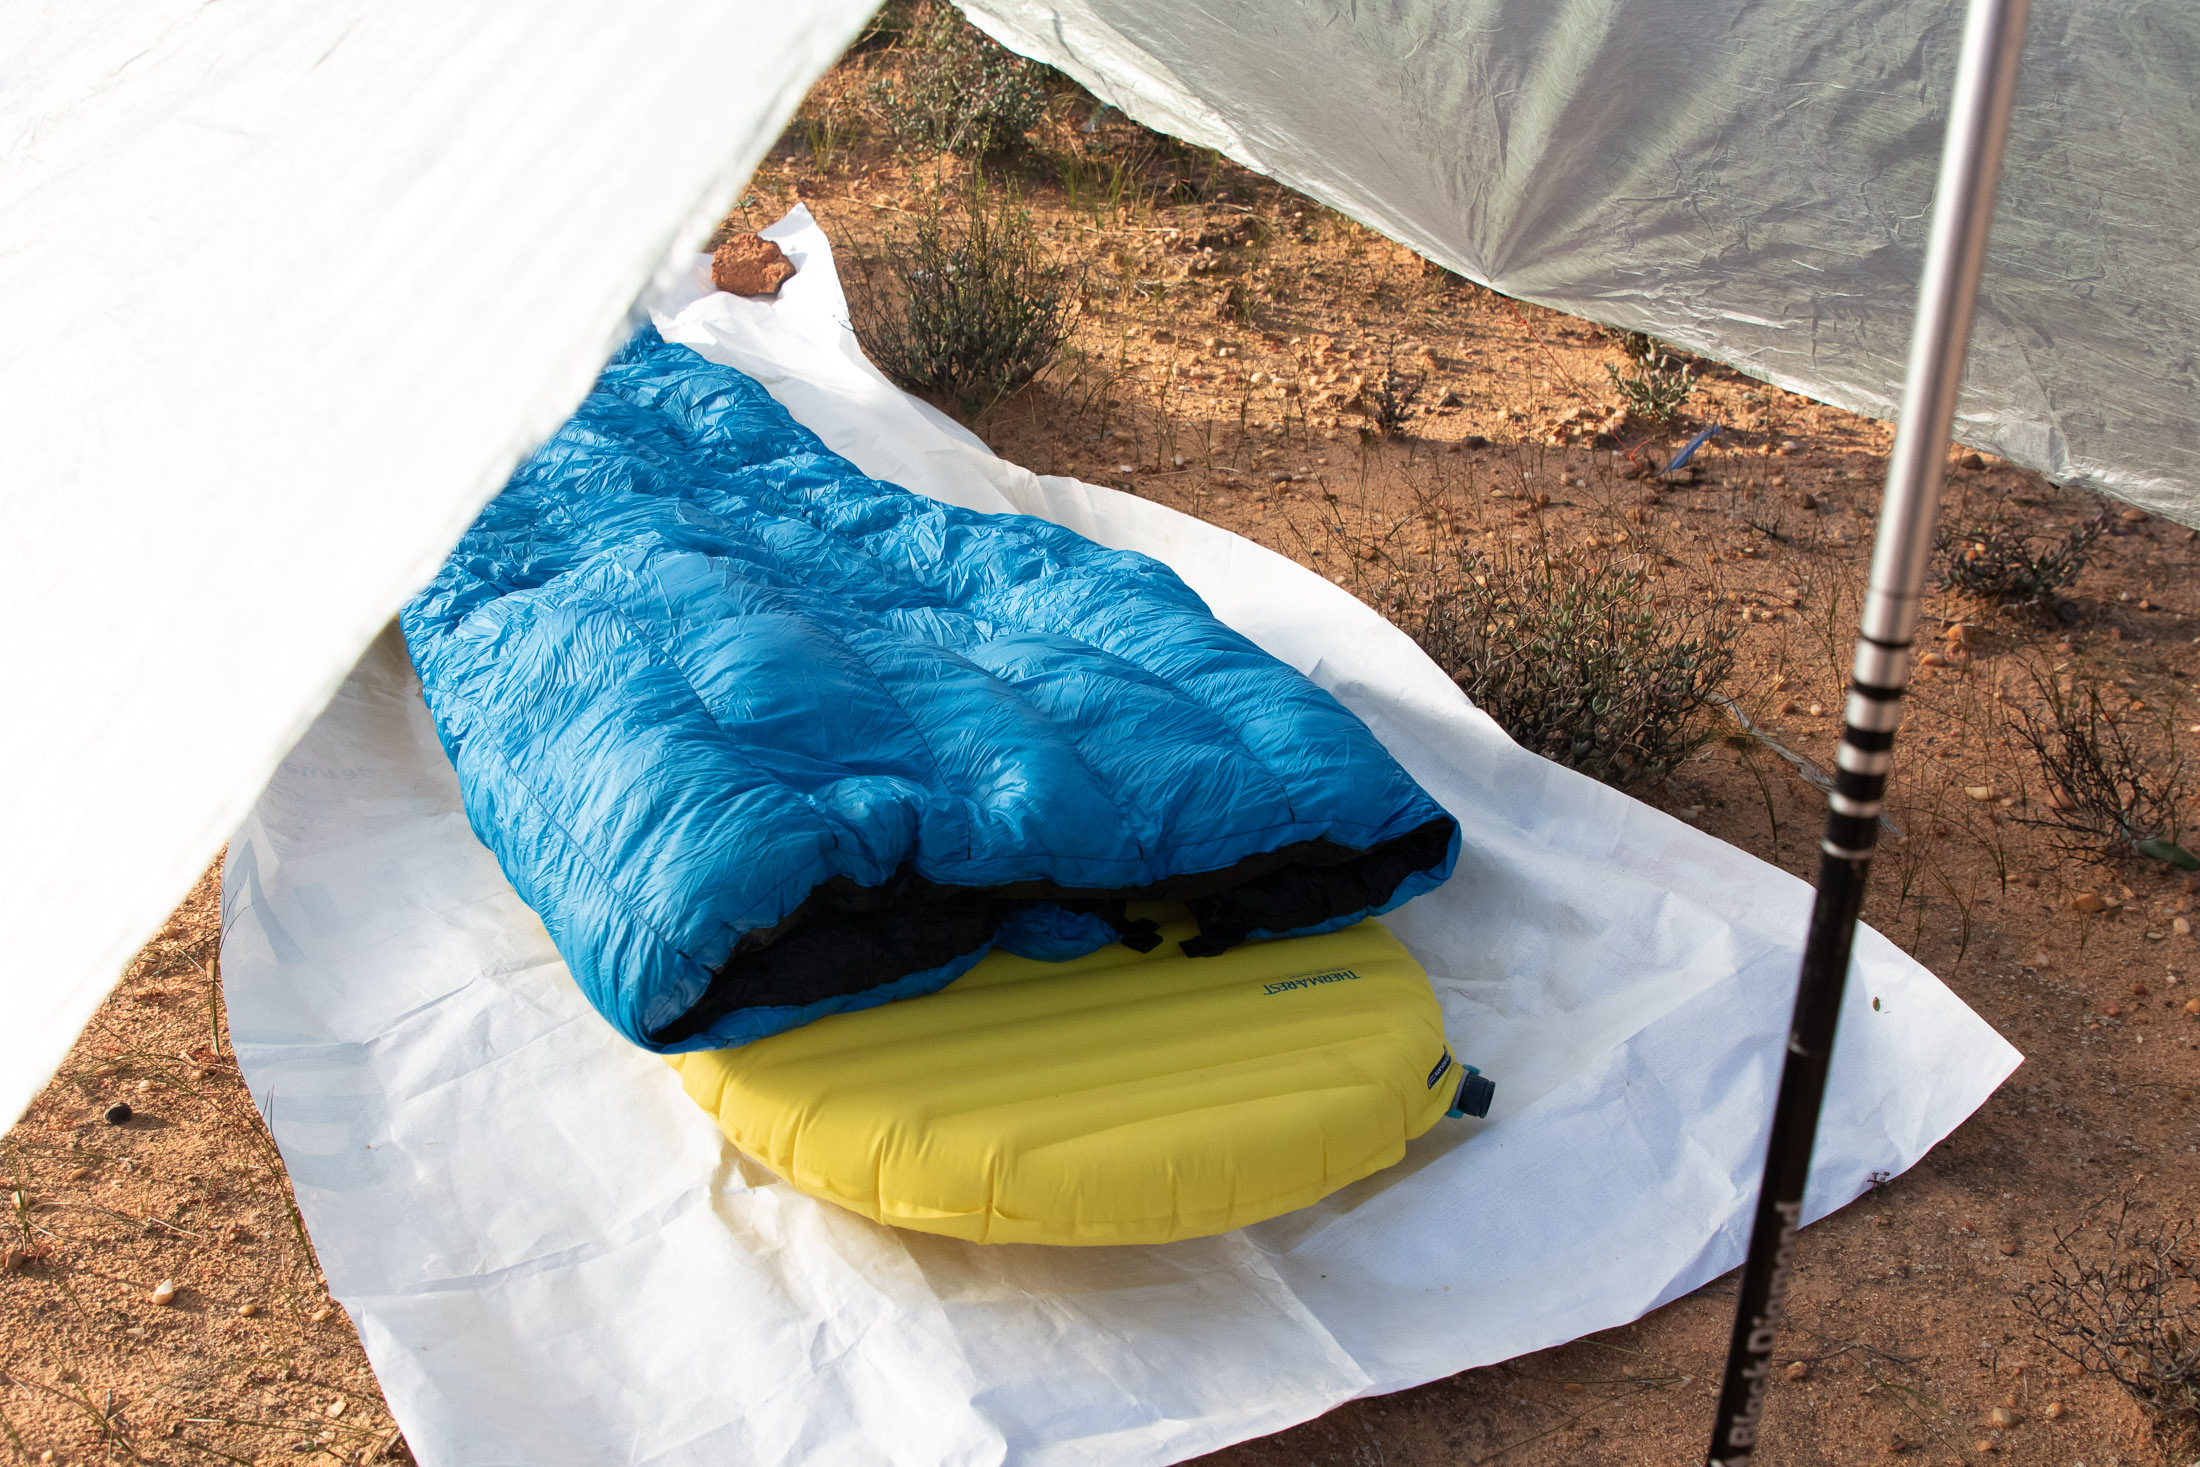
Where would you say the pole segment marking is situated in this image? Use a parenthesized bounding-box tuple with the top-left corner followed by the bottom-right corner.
(1703, 0, 2030, 1459)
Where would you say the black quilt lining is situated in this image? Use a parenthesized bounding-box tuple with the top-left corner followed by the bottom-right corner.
(648, 816, 1458, 1045)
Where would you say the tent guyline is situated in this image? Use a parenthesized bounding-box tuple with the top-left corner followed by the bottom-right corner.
(1703, 0, 2032, 1458)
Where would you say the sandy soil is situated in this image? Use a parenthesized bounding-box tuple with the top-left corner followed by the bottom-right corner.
(1, 867, 401, 1465)
(8, 21, 2200, 1467)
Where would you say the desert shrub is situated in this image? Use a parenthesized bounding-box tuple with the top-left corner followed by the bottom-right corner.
(848, 0, 922, 52)
(799, 102, 852, 175)
(1604, 332, 1696, 426)
(845, 180, 1075, 414)
(1937, 509, 2104, 608)
(1220, 277, 1257, 326)
(1055, 120, 1226, 213)
(871, 4, 1050, 158)
(1365, 359, 1424, 437)
(2014, 1199, 2200, 1448)
(2011, 663, 2195, 869)
(1412, 539, 1738, 787)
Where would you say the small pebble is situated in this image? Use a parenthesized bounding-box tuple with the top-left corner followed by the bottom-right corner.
(1806, 702, 1825, 716)
(1784, 1360, 1810, 1381)
(1964, 786, 1992, 802)
(2182, 998, 2199, 1016)
(134, 1079, 152, 1093)
(92, 1063, 119, 1078)
(2071, 892, 2107, 914)
(237, 1302, 261, 1318)
(66, 1166, 90, 1182)
(103, 1102, 133, 1125)
(311, 1306, 335, 1324)
(1974, 1438, 1997, 1453)
(1989, 1406, 2018, 1427)
(151, 1279, 177, 1306)
(326, 1400, 347, 1419)
(1997, 1239, 2018, 1256)
(2043, 1400, 2064, 1419)
(2176, 917, 2192, 936)
(2104, 1003, 2121, 1018)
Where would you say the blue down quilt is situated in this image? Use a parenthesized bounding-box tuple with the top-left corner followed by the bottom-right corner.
(401, 328, 1459, 1051)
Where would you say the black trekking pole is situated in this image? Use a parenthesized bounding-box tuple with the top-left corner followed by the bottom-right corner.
(1703, 0, 2030, 1459)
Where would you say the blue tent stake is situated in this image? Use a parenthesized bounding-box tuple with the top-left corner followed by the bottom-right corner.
(1664, 423, 1723, 474)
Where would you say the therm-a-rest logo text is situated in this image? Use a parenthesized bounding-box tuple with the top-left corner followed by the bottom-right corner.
(1261, 969, 1361, 996)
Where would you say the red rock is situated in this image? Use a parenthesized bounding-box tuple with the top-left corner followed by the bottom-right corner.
(712, 234, 796, 297)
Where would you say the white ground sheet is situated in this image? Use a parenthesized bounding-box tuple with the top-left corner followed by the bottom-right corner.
(222, 210, 2022, 1466)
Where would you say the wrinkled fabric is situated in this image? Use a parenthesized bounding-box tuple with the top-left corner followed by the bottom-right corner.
(965, 0, 2200, 525)
(216, 210, 2020, 1464)
(0, 0, 874, 1130)
(400, 328, 1457, 1049)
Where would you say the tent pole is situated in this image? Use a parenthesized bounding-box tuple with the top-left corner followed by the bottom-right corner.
(1702, 0, 2029, 1460)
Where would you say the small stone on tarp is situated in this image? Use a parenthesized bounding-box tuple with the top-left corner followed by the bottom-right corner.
(712, 234, 796, 297)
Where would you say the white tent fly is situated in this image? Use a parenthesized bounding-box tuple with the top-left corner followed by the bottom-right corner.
(0, 0, 879, 1127)
(5, 0, 2192, 1130)
(966, 0, 2200, 522)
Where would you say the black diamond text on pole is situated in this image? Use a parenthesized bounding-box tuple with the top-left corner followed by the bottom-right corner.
(1702, 0, 2031, 1458)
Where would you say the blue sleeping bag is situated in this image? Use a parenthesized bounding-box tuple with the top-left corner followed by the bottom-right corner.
(401, 328, 1459, 1051)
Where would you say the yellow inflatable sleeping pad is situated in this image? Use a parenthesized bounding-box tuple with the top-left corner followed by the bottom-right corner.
(667, 906, 1465, 1246)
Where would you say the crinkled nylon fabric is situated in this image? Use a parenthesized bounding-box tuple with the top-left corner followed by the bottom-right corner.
(964, 0, 2200, 525)
(400, 328, 1458, 1049)
(0, 0, 876, 1132)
